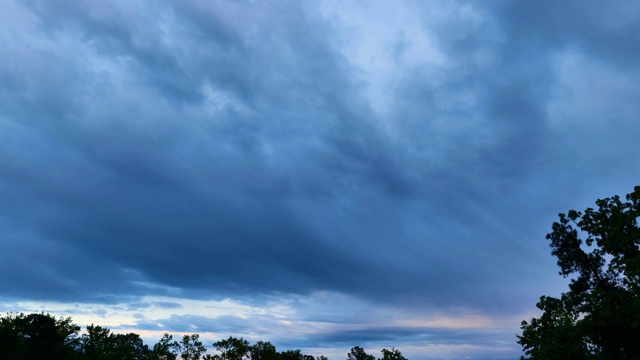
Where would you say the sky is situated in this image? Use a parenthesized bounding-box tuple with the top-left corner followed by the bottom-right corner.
(1, 0, 639, 359)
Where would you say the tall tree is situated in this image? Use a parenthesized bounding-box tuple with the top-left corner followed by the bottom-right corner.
(212, 336, 250, 360)
(250, 340, 279, 360)
(151, 333, 179, 360)
(518, 186, 640, 359)
(279, 349, 317, 360)
(110, 333, 150, 360)
(379, 348, 407, 360)
(178, 334, 207, 360)
(279, 349, 303, 360)
(80, 324, 113, 359)
(348, 346, 374, 360)
(0, 313, 80, 360)
(0, 314, 22, 359)
(79, 324, 153, 360)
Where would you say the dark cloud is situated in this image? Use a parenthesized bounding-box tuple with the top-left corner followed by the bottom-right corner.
(1, 0, 640, 358)
(307, 326, 513, 348)
(493, 0, 640, 68)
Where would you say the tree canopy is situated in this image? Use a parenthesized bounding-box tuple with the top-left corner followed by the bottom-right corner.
(518, 186, 640, 359)
(0, 312, 80, 360)
(347, 346, 374, 360)
(0, 312, 411, 360)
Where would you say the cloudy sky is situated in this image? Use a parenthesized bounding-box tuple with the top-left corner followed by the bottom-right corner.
(1, 0, 639, 359)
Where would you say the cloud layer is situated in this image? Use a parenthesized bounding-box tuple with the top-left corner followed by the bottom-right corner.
(2, 0, 639, 358)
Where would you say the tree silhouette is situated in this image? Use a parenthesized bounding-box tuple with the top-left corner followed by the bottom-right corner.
(151, 333, 179, 360)
(379, 348, 407, 360)
(250, 340, 279, 360)
(347, 346, 374, 360)
(212, 336, 250, 360)
(179, 334, 207, 360)
(0, 312, 411, 360)
(518, 186, 640, 359)
(0, 313, 79, 360)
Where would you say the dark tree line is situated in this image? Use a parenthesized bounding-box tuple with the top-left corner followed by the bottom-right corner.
(518, 186, 640, 359)
(0, 312, 408, 360)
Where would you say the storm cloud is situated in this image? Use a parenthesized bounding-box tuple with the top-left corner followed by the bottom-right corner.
(1, 0, 639, 359)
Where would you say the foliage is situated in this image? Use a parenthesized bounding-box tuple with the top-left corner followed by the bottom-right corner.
(179, 334, 207, 360)
(0, 312, 411, 360)
(518, 186, 640, 359)
(151, 333, 179, 360)
(379, 348, 407, 360)
(211, 336, 250, 360)
(278, 349, 317, 360)
(79, 324, 152, 360)
(110, 333, 151, 360)
(347, 346, 375, 360)
(250, 340, 279, 360)
(0, 312, 80, 360)
(80, 324, 112, 359)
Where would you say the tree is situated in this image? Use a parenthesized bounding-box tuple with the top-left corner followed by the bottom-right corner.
(279, 349, 303, 360)
(111, 333, 151, 360)
(250, 340, 279, 360)
(151, 333, 179, 360)
(0, 312, 80, 360)
(518, 186, 640, 359)
(212, 336, 250, 360)
(179, 334, 207, 360)
(379, 348, 407, 360)
(348, 346, 374, 360)
(281, 349, 316, 360)
(517, 295, 589, 359)
(0, 314, 22, 359)
(79, 324, 153, 360)
(80, 324, 113, 359)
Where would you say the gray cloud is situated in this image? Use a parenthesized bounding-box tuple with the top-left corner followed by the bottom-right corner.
(1, 0, 640, 358)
